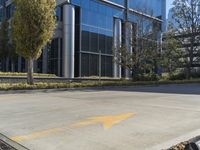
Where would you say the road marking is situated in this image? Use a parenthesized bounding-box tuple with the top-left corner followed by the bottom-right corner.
(71, 112, 135, 129)
(11, 112, 135, 142)
(11, 128, 64, 142)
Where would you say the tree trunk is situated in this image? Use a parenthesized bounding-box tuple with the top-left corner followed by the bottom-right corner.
(27, 57, 34, 85)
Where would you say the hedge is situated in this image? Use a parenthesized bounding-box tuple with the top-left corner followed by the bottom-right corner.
(0, 79, 199, 91)
(0, 72, 56, 77)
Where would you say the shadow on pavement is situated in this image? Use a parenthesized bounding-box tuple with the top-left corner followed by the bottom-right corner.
(99, 84, 200, 95)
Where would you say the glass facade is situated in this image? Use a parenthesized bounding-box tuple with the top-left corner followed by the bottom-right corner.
(129, 0, 162, 18)
(0, 0, 5, 22)
(6, 3, 14, 19)
(70, 0, 165, 77)
(47, 38, 59, 76)
(0, 0, 166, 78)
(71, 0, 125, 77)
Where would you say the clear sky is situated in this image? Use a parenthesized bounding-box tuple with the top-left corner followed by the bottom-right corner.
(166, 0, 174, 17)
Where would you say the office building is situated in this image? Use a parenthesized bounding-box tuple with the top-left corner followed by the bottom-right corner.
(0, 0, 166, 78)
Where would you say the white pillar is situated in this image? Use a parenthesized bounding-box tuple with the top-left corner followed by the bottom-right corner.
(113, 18, 122, 78)
(58, 38, 61, 76)
(125, 22, 133, 79)
(63, 4, 75, 78)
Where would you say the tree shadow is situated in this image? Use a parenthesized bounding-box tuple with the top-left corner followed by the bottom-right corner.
(101, 84, 200, 95)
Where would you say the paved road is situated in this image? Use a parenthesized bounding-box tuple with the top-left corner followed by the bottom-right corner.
(0, 84, 200, 150)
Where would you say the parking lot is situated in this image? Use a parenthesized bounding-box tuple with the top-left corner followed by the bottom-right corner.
(0, 84, 200, 150)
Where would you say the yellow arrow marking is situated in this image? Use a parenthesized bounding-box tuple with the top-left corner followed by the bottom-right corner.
(11, 112, 135, 142)
(71, 112, 135, 129)
(11, 127, 64, 142)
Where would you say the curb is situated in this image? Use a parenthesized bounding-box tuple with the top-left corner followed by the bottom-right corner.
(0, 133, 29, 150)
(149, 129, 200, 150)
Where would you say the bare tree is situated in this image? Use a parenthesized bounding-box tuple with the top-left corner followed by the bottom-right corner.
(172, 0, 200, 78)
(114, 14, 162, 80)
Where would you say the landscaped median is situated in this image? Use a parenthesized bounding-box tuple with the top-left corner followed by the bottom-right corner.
(0, 79, 200, 91)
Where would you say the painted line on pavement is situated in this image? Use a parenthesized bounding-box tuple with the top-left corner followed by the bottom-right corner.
(71, 112, 135, 129)
(11, 127, 64, 142)
(11, 112, 135, 142)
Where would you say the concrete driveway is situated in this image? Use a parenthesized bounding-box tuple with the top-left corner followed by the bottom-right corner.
(0, 84, 200, 150)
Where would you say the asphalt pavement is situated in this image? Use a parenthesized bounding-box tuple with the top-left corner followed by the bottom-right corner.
(0, 84, 200, 150)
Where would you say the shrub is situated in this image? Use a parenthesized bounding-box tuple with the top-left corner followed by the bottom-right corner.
(0, 72, 56, 77)
(133, 73, 160, 81)
(168, 71, 200, 80)
(169, 72, 186, 80)
(191, 71, 200, 79)
(0, 79, 200, 91)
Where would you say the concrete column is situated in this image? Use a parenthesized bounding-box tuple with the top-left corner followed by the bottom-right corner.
(113, 18, 122, 79)
(63, 4, 75, 78)
(58, 38, 61, 76)
(18, 56, 22, 72)
(42, 46, 48, 74)
(125, 22, 133, 79)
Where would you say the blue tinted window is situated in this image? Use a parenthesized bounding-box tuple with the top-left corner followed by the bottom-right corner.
(56, 6, 62, 21)
(129, 0, 163, 18)
(71, 0, 164, 77)
(109, 0, 124, 6)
